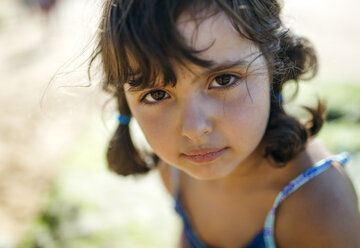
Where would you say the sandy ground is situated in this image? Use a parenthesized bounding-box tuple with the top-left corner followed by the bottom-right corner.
(0, 0, 359, 246)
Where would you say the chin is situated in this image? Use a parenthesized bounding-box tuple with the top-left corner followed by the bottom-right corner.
(182, 163, 236, 181)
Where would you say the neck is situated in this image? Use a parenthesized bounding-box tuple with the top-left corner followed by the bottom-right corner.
(203, 148, 276, 191)
(196, 140, 329, 194)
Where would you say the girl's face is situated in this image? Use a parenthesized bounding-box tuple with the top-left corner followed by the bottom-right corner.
(124, 12, 271, 180)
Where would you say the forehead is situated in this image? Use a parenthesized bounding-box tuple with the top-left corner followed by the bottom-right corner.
(124, 10, 266, 90)
(175, 11, 261, 66)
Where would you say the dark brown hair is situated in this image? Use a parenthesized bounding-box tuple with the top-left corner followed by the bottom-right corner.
(90, 0, 325, 175)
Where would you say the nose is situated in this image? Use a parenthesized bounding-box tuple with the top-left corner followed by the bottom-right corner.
(180, 97, 213, 142)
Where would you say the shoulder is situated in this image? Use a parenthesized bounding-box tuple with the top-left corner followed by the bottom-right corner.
(275, 159, 360, 247)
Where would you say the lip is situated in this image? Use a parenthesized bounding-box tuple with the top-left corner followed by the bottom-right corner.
(182, 147, 228, 163)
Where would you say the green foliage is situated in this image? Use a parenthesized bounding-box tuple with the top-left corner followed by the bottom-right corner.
(302, 82, 360, 152)
(18, 119, 180, 248)
(18, 181, 113, 248)
(284, 81, 360, 125)
(319, 121, 360, 153)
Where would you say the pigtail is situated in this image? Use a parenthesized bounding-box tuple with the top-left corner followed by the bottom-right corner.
(106, 94, 156, 176)
(107, 124, 150, 175)
(303, 101, 326, 137)
(263, 104, 308, 166)
(263, 31, 326, 166)
(90, 2, 157, 176)
(263, 100, 326, 166)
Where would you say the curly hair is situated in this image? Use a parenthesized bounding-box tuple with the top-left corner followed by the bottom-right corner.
(89, 0, 325, 175)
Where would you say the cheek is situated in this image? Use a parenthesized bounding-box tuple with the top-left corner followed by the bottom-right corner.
(225, 104, 269, 136)
(222, 80, 270, 147)
(125, 96, 169, 154)
(132, 109, 178, 159)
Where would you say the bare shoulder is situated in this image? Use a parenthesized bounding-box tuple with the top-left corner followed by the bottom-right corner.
(275, 158, 360, 247)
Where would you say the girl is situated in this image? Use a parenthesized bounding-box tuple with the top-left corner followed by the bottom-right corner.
(90, 0, 360, 247)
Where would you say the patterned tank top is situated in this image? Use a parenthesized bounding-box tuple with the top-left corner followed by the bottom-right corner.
(171, 152, 350, 248)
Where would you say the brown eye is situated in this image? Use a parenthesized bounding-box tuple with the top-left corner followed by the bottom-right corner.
(209, 74, 241, 89)
(215, 74, 232, 85)
(150, 90, 166, 100)
(142, 90, 169, 104)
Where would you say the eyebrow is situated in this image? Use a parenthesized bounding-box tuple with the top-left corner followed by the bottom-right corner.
(201, 58, 248, 76)
(207, 58, 248, 73)
(125, 58, 249, 93)
(188, 58, 248, 84)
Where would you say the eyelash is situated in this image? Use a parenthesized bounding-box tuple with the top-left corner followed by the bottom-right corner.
(209, 73, 243, 90)
(140, 89, 170, 105)
(139, 73, 243, 104)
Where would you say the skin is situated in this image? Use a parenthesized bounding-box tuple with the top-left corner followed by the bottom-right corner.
(124, 11, 360, 248)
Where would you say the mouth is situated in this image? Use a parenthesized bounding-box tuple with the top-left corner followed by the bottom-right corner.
(182, 147, 228, 163)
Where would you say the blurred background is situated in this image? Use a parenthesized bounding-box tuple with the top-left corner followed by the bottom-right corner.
(0, 0, 359, 247)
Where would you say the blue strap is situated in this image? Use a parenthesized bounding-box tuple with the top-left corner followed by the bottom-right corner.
(172, 167, 207, 248)
(263, 152, 350, 248)
(175, 192, 207, 248)
(244, 230, 266, 248)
